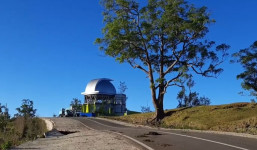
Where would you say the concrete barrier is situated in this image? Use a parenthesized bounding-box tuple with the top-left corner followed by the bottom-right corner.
(41, 118, 54, 131)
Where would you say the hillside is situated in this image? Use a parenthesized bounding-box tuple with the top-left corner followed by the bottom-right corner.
(108, 103, 257, 135)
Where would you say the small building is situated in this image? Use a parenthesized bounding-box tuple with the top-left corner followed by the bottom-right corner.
(81, 78, 126, 116)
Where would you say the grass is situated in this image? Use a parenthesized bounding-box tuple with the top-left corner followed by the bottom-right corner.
(0, 117, 47, 150)
(107, 102, 257, 135)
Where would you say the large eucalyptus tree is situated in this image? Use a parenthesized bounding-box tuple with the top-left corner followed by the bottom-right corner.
(96, 0, 229, 121)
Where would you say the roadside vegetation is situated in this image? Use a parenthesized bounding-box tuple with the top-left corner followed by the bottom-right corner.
(108, 102, 257, 135)
(0, 99, 47, 150)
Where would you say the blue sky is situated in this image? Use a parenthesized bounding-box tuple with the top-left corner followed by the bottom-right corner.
(0, 0, 256, 117)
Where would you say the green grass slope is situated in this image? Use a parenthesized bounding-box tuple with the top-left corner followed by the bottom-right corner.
(109, 103, 257, 135)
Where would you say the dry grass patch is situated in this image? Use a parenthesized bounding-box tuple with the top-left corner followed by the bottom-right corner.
(0, 117, 47, 149)
(107, 103, 257, 135)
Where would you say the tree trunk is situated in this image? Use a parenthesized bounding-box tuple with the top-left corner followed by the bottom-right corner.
(151, 86, 165, 122)
(155, 102, 165, 121)
(148, 63, 165, 122)
(156, 84, 165, 121)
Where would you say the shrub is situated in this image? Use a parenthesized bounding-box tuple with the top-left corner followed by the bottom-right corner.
(25, 118, 47, 139)
(14, 117, 25, 138)
(0, 100, 47, 149)
(1, 141, 11, 150)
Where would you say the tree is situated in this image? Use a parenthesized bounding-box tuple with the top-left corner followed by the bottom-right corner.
(118, 81, 128, 94)
(177, 90, 210, 108)
(0, 103, 5, 114)
(141, 105, 152, 113)
(15, 99, 37, 118)
(250, 99, 256, 104)
(177, 77, 210, 107)
(232, 41, 257, 100)
(0, 103, 9, 132)
(96, 0, 229, 121)
(70, 98, 82, 115)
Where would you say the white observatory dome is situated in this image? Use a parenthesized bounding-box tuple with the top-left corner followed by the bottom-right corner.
(81, 78, 116, 95)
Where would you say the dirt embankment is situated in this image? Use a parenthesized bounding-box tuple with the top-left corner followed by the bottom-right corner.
(13, 118, 141, 150)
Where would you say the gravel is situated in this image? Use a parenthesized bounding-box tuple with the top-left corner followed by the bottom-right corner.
(12, 118, 141, 150)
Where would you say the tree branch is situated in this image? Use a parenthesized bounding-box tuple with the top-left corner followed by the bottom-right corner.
(128, 60, 149, 75)
(164, 44, 185, 75)
(190, 66, 213, 77)
(169, 83, 184, 88)
(161, 73, 183, 94)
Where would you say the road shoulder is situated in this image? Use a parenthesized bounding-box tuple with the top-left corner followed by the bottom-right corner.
(12, 118, 141, 150)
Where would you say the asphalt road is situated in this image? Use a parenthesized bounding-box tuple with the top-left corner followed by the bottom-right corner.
(72, 117, 257, 150)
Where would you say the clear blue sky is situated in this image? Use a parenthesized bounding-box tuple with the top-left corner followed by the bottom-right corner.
(0, 0, 256, 117)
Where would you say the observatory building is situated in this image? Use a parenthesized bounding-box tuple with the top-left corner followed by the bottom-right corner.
(81, 78, 126, 116)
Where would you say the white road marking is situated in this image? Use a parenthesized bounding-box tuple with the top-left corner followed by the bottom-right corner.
(79, 120, 95, 130)
(85, 118, 249, 150)
(86, 118, 125, 129)
(111, 131, 155, 150)
(79, 118, 154, 150)
(158, 131, 249, 150)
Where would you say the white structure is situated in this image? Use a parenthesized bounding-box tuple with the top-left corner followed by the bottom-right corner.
(81, 78, 126, 116)
(81, 78, 116, 95)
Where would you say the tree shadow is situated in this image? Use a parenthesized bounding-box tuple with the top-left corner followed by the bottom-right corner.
(146, 107, 192, 126)
(165, 107, 191, 117)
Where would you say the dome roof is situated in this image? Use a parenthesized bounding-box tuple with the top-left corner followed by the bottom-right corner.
(81, 78, 116, 96)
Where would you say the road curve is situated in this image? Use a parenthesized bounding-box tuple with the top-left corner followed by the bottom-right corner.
(72, 117, 257, 150)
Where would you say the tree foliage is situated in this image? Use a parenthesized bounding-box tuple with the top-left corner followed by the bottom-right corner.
(177, 77, 210, 107)
(70, 98, 82, 113)
(232, 41, 257, 99)
(0, 103, 9, 132)
(177, 90, 210, 108)
(15, 99, 37, 118)
(96, 0, 229, 121)
(0, 103, 9, 119)
(141, 105, 152, 113)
